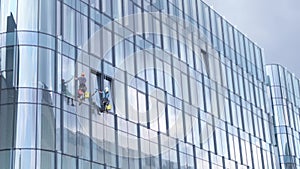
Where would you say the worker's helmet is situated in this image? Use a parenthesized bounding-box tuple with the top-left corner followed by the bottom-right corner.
(104, 87, 109, 93)
(81, 72, 85, 76)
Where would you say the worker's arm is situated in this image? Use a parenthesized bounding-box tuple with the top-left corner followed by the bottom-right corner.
(65, 76, 74, 83)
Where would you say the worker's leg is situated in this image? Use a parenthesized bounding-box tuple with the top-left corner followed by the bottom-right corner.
(71, 98, 74, 106)
(66, 96, 70, 105)
(99, 103, 106, 112)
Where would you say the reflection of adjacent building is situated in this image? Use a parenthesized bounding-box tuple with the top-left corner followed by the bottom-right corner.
(1, 13, 19, 87)
(39, 84, 55, 150)
(5, 14, 19, 88)
(1, 12, 19, 91)
(0, 12, 19, 145)
(0, 13, 20, 165)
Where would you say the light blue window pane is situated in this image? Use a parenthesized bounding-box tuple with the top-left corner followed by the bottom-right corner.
(38, 48, 55, 90)
(36, 151, 55, 169)
(79, 159, 91, 169)
(62, 56, 75, 97)
(18, 32, 38, 45)
(17, 0, 38, 30)
(112, 0, 122, 19)
(14, 150, 36, 169)
(62, 155, 76, 169)
(77, 117, 91, 160)
(0, 0, 17, 32)
(63, 112, 76, 156)
(15, 104, 36, 148)
(63, 5, 75, 45)
(18, 46, 37, 87)
(39, 0, 55, 34)
(102, 0, 112, 17)
(92, 122, 105, 164)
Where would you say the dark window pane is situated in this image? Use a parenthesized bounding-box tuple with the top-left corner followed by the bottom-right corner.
(37, 105, 55, 150)
(0, 104, 14, 149)
(0, 150, 12, 169)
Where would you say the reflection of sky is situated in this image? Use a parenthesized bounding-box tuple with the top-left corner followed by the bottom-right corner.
(128, 86, 137, 112)
(91, 74, 101, 107)
(109, 19, 214, 142)
(167, 106, 177, 131)
(0, 0, 17, 31)
(113, 34, 206, 63)
(77, 117, 89, 135)
(17, 0, 38, 30)
(16, 104, 36, 147)
(62, 57, 75, 96)
(19, 47, 37, 87)
(64, 113, 76, 133)
(118, 39, 209, 134)
(0, 49, 5, 73)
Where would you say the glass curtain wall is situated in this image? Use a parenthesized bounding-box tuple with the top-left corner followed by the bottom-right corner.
(0, 0, 276, 169)
(267, 64, 300, 169)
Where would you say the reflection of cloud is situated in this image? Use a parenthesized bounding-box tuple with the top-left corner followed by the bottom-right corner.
(82, 12, 224, 158)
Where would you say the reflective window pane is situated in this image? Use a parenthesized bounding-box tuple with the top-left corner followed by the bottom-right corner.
(14, 150, 36, 169)
(17, 0, 38, 30)
(38, 48, 55, 90)
(0, 0, 17, 32)
(15, 104, 36, 148)
(18, 46, 37, 87)
(37, 105, 55, 150)
(0, 104, 14, 149)
(63, 112, 76, 156)
(63, 5, 75, 44)
(39, 0, 55, 34)
(0, 150, 12, 169)
(36, 150, 55, 169)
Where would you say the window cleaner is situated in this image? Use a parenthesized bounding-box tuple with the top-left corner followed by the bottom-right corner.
(101, 87, 111, 110)
(95, 87, 112, 114)
(76, 72, 89, 103)
(62, 77, 74, 106)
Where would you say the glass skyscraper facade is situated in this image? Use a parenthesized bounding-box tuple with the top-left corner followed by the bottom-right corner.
(267, 64, 300, 169)
(0, 0, 288, 169)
